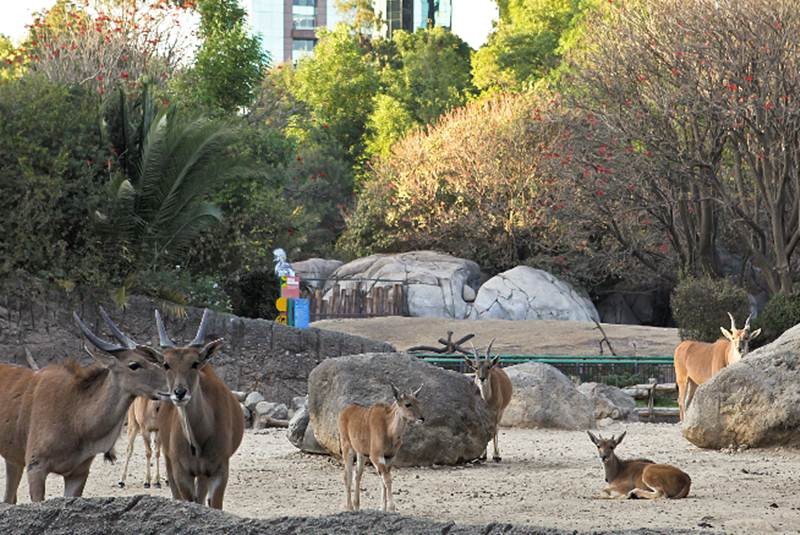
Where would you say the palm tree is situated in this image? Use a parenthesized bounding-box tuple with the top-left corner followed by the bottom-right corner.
(100, 91, 254, 272)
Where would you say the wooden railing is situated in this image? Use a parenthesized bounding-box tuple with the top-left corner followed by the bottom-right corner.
(304, 280, 408, 321)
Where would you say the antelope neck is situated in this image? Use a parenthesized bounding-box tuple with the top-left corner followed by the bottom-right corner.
(388, 402, 408, 438)
(74, 371, 131, 443)
(603, 453, 622, 483)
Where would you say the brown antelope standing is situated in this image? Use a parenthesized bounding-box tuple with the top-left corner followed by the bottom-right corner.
(154, 309, 244, 510)
(674, 312, 761, 420)
(464, 340, 512, 462)
(587, 431, 691, 499)
(338, 384, 424, 512)
(118, 397, 163, 489)
(0, 308, 165, 504)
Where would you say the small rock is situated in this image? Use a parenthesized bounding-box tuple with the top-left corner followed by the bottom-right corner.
(254, 401, 289, 420)
(231, 391, 247, 403)
(244, 392, 265, 411)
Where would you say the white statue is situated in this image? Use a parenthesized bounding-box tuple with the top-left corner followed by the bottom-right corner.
(273, 248, 295, 279)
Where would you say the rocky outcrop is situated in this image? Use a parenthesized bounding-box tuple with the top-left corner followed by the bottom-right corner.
(469, 266, 599, 322)
(307, 352, 494, 466)
(324, 251, 481, 318)
(578, 382, 638, 422)
(292, 258, 343, 288)
(287, 402, 328, 455)
(683, 323, 800, 449)
(500, 362, 595, 430)
(0, 280, 393, 405)
(0, 496, 698, 535)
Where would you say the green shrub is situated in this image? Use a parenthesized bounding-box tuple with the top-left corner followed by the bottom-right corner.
(224, 270, 280, 320)
(133, 270, 232, 313)
(671, 277, 750, 342)
(753, 293, 800, 346)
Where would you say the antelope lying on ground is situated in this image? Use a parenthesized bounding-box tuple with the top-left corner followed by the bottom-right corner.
(338, 384, 424, 512)
(588, 431, 691, 499)
(674, 312, 761, 420)
(155, 309, 243, 510)
(464, 340, 512, 462)
(0, 308, 165, 504)
(118, 396, 163, 489)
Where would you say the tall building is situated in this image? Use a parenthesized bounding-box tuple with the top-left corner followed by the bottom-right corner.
(374, 0, 452, 36)
(243, 0, 345, 64)
(244, 0, 483, 65)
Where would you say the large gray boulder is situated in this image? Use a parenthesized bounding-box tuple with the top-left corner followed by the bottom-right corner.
(469, 266, 599, 322)
(292, 258, 343, 288)
(288, 404, 328, 454)
(578, 382, 638, 422)
(324, 251, 481, 318)
(500, 362, 595, 430)
(683, 323, 800, 448)
(307, 352, 494, 466)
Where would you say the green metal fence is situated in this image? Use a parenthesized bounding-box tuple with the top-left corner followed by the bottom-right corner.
(418, 354, 675, 385)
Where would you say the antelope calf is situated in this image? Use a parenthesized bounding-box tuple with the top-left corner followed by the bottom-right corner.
(155, 309, 244, 510)
(588, 431, 691, 499)
(338, 384, 424, 512)
(0, 308, 165, 504)
(464, 340, 512, 462)
(118, 396, 163, 489)
(674, 312, 761, 420)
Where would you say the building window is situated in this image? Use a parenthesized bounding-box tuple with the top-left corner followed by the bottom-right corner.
(292, 39, 316, 61)
(292, 0, 316, 6)
(293, 14, 316, 29)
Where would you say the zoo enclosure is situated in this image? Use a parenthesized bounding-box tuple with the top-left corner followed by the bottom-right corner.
(419, 354, 676, 386)
(300, 278, 410, 321)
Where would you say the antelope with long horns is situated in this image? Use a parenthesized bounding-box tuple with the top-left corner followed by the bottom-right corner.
(0, 308, 165, 503)
(338, 384, 424, 512)
(154, 309, 243, 509)
(674, 312, 761, 420)
(464, 340, 512, 462)
(588, 431, 691, 499)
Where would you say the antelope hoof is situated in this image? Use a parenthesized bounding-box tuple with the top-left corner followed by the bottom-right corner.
(493, 455, 502, 463)
(143, 482, 150, 489)
(117, 481, 125, 488)
(153, 482, 161, 489)
(479, 453, 487, 462)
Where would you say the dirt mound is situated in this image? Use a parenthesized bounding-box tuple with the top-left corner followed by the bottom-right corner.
(0, 496, 707, 534)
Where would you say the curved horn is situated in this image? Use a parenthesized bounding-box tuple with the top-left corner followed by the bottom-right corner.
(485, 338, 496, 360)
(190, 309, 211, 347)
(74, 312, 125, 354)
(154, 310, 176, 348)
(744, 314, 752, 329)
(727, 312, 736, 330)
(99, 306, 136, 349)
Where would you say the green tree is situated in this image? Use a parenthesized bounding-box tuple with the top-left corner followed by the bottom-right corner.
(290, 25, 379, 161)
(472, 0, 593, 92)
(192, 0, 268, 111)
(99, 105, 254, 272)
(364, 94, 415, 157)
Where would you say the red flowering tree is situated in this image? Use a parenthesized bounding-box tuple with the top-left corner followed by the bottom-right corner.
(557, 0, 800, 294)
(11, 0, 193, 93)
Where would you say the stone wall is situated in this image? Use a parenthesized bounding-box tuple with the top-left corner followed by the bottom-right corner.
(0, 279, 393, 404)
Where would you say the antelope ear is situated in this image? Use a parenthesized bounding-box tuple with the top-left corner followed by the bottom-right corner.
(613, 430, 627, 446)
(463, 356, 476, 370)
(390, 383, 401, 400)
(750, 328, 761, 340)
(199, 338, 224, 365)
(491, 355, 500, 367)
(720, 327, 733, 340)
(135, 345, 164, 365)
(587, 431, 600, 446)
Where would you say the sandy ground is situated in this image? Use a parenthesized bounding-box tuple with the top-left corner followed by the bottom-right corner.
(3, 424, 799, 534)
(312, 317, 680, 357)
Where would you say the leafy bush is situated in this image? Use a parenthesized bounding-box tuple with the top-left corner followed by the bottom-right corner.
(753, 293, 800, 346)
(128, 270, 232, 312)
(671, 278, 750, 342)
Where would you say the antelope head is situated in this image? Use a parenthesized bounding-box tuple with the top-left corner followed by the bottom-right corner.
(463, 339, 500, 401)
(390, 383, 425, 424)
(154, 308, 224, 407)
(587, 430, 625, 465)
(74, 307, 165, 399)
(720, 312, 761, 362)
